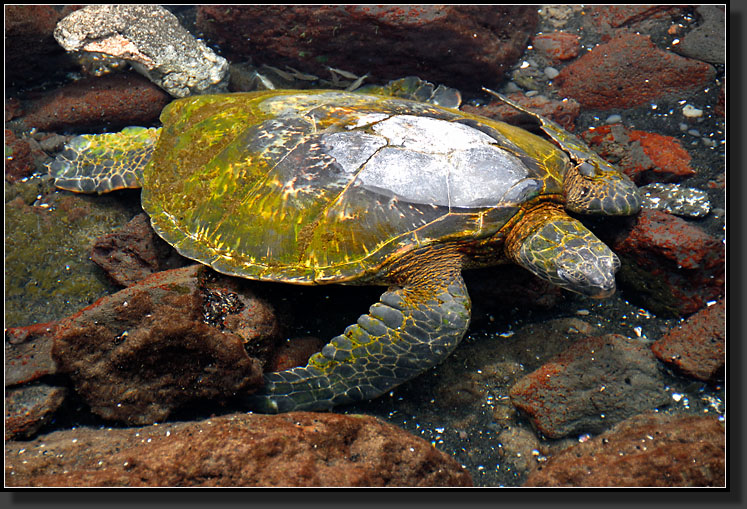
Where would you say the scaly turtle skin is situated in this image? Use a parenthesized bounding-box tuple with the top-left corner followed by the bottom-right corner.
(49, 89, 641, 413)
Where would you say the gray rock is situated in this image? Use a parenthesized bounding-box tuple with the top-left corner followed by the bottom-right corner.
(54, 5, 229, 97)
(675, 5, 725, 65)
(509, 334, 671, 438)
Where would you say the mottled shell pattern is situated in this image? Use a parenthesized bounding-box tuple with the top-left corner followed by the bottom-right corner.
(142, 90, 573, 284)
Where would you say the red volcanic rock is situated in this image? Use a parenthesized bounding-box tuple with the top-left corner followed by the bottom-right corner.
(5, 411, 473, 487)
(524, 413, 725, 487)
(651, 298, 725, 382)
(582, 124, 695, 184)
(554, 32, 715, 110)
(610, 209, 725, 317)
(20, 73, 171, 132)
(196, 5, 538, 92)
(532, 31, 581, 62)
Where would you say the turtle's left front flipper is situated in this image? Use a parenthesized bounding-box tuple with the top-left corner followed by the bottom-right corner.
(247, 247, 471, 413)
(48, 126, 161, 194)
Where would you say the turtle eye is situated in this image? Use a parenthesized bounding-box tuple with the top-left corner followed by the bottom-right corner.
(577, 161, 597, 178)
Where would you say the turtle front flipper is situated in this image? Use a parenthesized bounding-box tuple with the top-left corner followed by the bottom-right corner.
(506, 203, 621, 298)
(48, 126, 161, 194)
(247, 247, 470, 413)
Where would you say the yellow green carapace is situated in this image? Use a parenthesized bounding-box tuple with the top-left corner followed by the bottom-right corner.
(49, 89, 641, 412)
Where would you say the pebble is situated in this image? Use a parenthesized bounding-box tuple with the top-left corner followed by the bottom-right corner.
(544, 66, 560, 79)
(605, 114, 622, 124)
(682, 104, 703, 118)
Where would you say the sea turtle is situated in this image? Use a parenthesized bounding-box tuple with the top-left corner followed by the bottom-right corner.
(48, 88, 641, 413)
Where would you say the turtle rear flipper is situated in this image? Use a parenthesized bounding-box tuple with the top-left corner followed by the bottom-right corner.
(49, 126, 161, 194)
(247, 246, 470, 413)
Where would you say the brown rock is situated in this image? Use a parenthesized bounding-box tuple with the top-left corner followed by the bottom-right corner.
(524, 413, 725, 487)
(4, 129, 34, 183)
(5, 411, 473, 487)
(509, 334, 670, 438)
(651, 299, 725, 381)
(4, 5, 69, 88)
(5, 321, 59, 386)
(196, 5, 538, 92)
(51, 265, 275, 424)
(19, 73, 171, 132)
(268, 336, 326, 372)
(462, 93, 581, 132)
(554, 32, 715, 110)
(91, 213, 188, 287)
(609, 209, 725, 317)
(532, 31, 581, 62)
(5, 385, 67, 441)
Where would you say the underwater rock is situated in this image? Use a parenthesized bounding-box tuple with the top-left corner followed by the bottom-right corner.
(51, 265, 274, 425)
(524, 413, 725, 487)
(91, 213, 188, 287)
(674, 5, 725, 65)
(54, 5, 229, 97)
(651, 298, 725, 382)
(532, 31, 581, 63)
(582, 124, 695, 184)
(554, 32, 715, 110)
(509, 334, 670, 438)
(18, 73, 170, 132)
(5, 384, 67, 441)
(609, 209, 725, 317)
(5, 411, 473, 487)
(196, 5, 538, 93)
(462, 93, 580, 132)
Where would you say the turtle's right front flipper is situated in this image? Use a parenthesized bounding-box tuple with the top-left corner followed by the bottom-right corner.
(48, 126, 161, 194)
(247, 247, 471, 413)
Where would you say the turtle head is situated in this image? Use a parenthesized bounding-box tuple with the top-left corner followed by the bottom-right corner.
(506, 204, 620, 298)
(563, 159, 641, 216)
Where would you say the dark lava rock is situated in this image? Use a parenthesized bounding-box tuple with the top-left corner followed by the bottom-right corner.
(91, 213, 188, 287)
(196, 5, 538, 92)
(651, 298, 725, 382)
(16, 73, 171, 132)
(609, 209, 725, 317)
(582, 124, 695, 184)
(509, 334, 670, 439)
(51, 265, 276, 425)
(674, 5, 725, 65)
(554, 32, 715, 110)
(524, 413, 725, 487)
(5, 411, 473, 487)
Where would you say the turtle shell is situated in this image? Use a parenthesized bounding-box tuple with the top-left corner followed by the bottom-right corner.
(141, 90, 571, 284)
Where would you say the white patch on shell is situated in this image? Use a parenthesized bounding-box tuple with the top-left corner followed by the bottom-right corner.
(322, 131, 387, 175)
(371, 114, 497, 153)
(365, 115, 533, 208)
